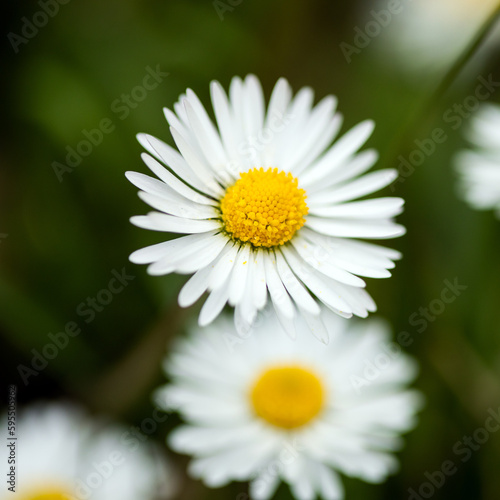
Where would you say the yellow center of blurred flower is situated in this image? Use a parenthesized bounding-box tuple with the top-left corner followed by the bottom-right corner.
(19, 486, 73, 500)
(220, 167, 308, 247)
(251, 365, 324, 429)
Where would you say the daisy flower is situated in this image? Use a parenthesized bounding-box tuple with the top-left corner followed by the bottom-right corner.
(1, 402, 177, 500)
(379, 0, 500, 74)
(155, 311, 422, 500)
(455, 103, 500, 217)
(126, 75, 405, 340)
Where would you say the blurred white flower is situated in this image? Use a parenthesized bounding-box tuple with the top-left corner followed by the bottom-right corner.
(127, 75, 404, 341)
(155, 312, 422, 500)
(455, 103, 500, 217)
(1, 402, 177, 500)
(379, 0, 500, 73)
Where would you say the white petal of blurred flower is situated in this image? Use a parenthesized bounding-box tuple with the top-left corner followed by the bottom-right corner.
(455, 103, 500, 217)
(127, 75, 404, 341)
(156, 311, 423, 500)
(0, 402, 177, 500)
(378, 0, 500, 74)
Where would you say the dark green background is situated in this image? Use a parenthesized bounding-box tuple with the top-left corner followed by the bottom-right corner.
(2, 1, 500, 499)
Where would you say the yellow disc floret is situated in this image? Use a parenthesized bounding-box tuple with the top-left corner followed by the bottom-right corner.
(220, 167, 308, 247)
(251, 365, 324, 429)
(19, 486, 73, 500)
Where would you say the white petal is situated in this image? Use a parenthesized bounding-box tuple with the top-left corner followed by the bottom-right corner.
(291, 235, 366, 287)
(281, 95, 337, 173)
(136, 134, 210, 194)
(175, 237, 229, 274)
(207, 242, 240, 290)
(131, 212, 220, 234)
(250, 471, 281, 500)
(210, 80, 242, 174)
(306, 216, 406, 239)
(139, 152, 216, 205)
(265, 78, 292, 131)
(261, 78, 293, 166)
(170, 126, 224, 196)
(275, 251, 321, 315)
(300, 229, 398, 279)
(309, 169, 398, 206)
(264, 252, 295, 319)
(146, 233, 226, 275)
(228, 245, 251, 306)
(173, 96, 189, 125)
(199, 282, 230, 326)
(281, 247, 353, 315)
(164, 106, 191, 139)
(125, 171, 178, 200)
(281, 456, 316, 500)
(243, 74, 265, 140)
(178, 265, 213, 308)
(235, 255, 258, 327)
(308, 149, 379, 193)
(299, 309, 329, 344)
(309, 198, 404, 219)
(189, 436, 282, 486)
(129, 231, 217, 264)
(138, 191, 216, 220)
(183, 95, 229, 178)
(318, 465, 343, 500)
(301, 120, 375, 188)
(229, 76, 250, 168)
(292, 114, 344, 176)
(275, 87, 314, 165)
(169, 421, 269, 455)
(251, 249, 268, 311)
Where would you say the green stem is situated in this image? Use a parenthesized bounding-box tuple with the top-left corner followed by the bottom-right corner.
(430, 3, 500, 111)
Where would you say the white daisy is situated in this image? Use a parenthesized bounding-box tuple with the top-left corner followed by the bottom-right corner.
(126, 75, 405, 340)
(455, 103, 500, 217)
(1, 402, 177, 500)
(155, 311, 422, 500)
(379, 0, 500, 74)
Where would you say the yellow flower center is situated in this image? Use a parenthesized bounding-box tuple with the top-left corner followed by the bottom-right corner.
(18, 486, 73, 500)
(251, 365, 324, 429)
(220, 167, 308, 247)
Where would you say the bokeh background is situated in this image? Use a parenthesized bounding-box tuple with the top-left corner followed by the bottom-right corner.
(2, 0, 500, 499)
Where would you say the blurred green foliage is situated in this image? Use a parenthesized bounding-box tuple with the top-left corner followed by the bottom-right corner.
(2, 1, 500, 499)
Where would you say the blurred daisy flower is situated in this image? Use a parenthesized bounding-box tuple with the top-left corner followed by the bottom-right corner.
(155, 312, 422, 500)
(127, 75, 404, 340)
(379, 0, 500, 74)
(1, 402, 177, 500)
(455, 103, 500, 217)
